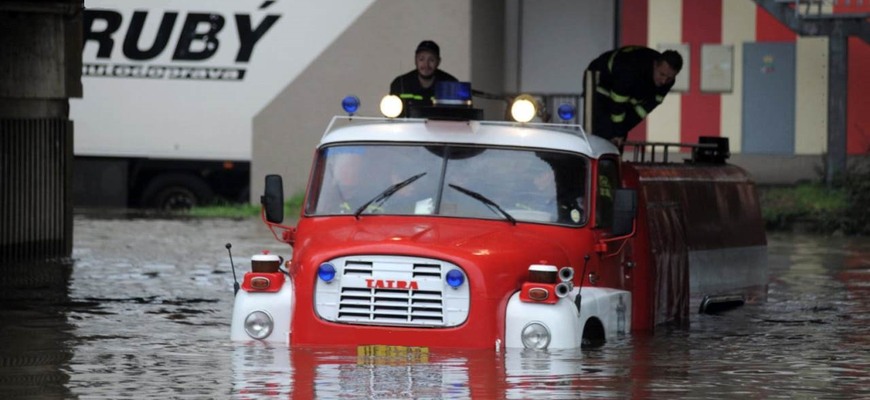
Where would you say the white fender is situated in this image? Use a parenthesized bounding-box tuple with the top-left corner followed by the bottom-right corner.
(505, 287, 632, 349)
(576, 287, 632, 341)
(230, 279, 294, 344)
(505, 292, 582, 349)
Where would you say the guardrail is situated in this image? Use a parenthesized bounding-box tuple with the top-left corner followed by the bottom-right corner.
(775, 0, 868, 18)
(625, 139, 726, 164)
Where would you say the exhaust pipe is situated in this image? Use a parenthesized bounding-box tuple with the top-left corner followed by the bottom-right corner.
(555, 281, 572, 298)
(558, 266, 574, 282)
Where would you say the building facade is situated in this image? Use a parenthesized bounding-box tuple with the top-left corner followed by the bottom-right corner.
(252, 0, 870, 198)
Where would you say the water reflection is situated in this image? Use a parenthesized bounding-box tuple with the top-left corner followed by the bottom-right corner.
(2, 218, 869, 398)
(225, 231, 870, 399)
(231, 345, 606, 399)
(0, 259, 75, 399)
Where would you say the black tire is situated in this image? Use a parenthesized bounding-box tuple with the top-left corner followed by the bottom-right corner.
(581, 318, 606, 349)
(236, 185, 251, 203)
(141, 174, 214, 210)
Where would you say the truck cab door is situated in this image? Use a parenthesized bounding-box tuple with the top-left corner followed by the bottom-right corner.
(595, 157, 636, 234)
(591, 157, 636, 287)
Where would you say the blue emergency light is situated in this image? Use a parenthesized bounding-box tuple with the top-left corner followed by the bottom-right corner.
(434, 81, 472, 105)
(557, 103, 576, 122)
(408, 81, 482, 120)
(341, 96, 360, 115)
(445, 269, 465, 288)
(317, 262, 336, 282)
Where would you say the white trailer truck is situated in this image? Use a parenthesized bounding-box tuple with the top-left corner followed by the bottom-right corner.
(70, 0, 372, 209)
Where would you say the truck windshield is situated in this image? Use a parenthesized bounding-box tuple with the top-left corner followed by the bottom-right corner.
(305, 144, 588, 226)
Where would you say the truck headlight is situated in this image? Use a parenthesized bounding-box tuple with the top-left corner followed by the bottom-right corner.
(244, 310, 274, 340)
(510, 95, 537, 123)
(380, 95, 403, 118)
(521, 322, 551, 349)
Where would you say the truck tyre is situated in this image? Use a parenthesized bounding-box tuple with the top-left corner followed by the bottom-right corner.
(581, 318, 606, 349)
(141, 174, 214, 210)
(237, 185, 251, 203)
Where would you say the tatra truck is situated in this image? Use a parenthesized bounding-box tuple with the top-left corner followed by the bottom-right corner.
(229, 84, 768, 351)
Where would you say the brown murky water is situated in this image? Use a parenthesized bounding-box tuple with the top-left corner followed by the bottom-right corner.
(1, 216, 868, 399)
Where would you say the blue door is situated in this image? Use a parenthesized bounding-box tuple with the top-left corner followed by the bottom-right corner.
(742, 42, 796, 154)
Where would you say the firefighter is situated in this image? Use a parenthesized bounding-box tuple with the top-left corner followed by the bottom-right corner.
(584, 46, 683, 151)
(389, 40, 458, 116)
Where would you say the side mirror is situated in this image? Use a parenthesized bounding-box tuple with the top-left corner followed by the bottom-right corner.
(612, 188, 637, 236)
(261, 174, 284, 223)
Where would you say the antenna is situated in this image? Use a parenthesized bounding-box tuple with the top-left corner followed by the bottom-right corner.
(574, 254, 591, 312)
(226, 243, 240, 296)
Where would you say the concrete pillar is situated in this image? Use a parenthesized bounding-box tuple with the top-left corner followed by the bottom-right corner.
(826, 26, 848, 185)
(0, 1, 82, 263)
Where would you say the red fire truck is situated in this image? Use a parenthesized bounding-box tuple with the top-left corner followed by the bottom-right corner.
(230, 85, 768, 350)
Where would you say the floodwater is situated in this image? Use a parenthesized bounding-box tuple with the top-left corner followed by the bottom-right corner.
(1, 215, 869, 399)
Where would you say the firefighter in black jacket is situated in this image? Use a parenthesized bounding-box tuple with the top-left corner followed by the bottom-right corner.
(390, 40, 458, 117)
(585, 46, 683, 150)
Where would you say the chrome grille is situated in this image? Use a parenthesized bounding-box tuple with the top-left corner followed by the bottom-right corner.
(314, 256, 470, 328)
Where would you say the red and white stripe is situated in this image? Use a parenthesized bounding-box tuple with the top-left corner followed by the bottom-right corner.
(620, 0, 870, 155)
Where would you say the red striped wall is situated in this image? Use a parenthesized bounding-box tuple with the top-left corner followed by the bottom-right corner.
(846, 37, 870, 154)
(619, 1, 867, 155)
(681, 0, 722, 144)
(620, 0, 648, 47)
(834, 3, 870, 12)
(620, 0, 649, 141)
(834, 4, 870, 154)
(755, 6, 796, 42)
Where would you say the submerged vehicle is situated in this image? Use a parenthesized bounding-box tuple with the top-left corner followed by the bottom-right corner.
(230, 84, 767, 350)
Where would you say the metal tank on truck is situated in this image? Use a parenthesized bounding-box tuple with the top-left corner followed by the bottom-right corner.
(230, 83, 768, 351)
(70, 0, 372, 209)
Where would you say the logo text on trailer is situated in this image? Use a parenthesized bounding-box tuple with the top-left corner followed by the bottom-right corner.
(81, 2, 280, 81)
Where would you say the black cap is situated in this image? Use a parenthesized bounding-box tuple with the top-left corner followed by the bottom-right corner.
(415, 40, 440, 57)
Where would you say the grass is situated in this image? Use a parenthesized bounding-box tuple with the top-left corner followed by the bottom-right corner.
(187, 185, 859, 235)
(758, 184, 848, 233)
(188, 193, 305, 219)
(759, 184, 847, 219)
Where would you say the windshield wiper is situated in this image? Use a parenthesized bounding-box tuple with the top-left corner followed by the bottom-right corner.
(353, 172, 427, 219)
(448, 184, 516, 225)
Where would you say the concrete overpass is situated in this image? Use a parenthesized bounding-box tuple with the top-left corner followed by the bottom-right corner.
(2, 0, 868, 267)
(1, 1, 82, 264)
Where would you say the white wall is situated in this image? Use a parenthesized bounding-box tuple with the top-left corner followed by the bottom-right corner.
(251, 0, 618, 199)
(252, 0, 472, 198)
(507, 0, 615, 94)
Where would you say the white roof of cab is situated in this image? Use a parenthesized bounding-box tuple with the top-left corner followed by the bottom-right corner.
(319, 116, 618, 159)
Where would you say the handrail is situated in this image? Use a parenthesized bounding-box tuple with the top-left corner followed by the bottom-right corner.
(775, 0, 868, 19)
(624, 141, 719, 164)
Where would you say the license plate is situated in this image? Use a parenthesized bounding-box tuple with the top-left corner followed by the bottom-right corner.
(357, 345, 429, 364)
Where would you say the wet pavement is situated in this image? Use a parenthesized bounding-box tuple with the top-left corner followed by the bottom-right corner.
(1, 215, 868, 399)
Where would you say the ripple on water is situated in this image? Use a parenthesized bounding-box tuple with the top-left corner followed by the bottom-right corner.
(4, 220, 870, 398)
